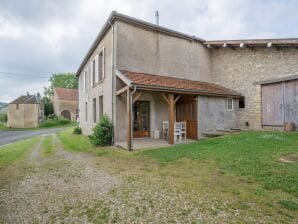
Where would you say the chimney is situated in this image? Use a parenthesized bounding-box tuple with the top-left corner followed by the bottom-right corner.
(155, 10, 159, 26)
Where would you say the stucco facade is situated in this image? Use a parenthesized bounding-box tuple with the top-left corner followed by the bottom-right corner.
(76, 12, 298, 148)
(7, 96, 43, 128)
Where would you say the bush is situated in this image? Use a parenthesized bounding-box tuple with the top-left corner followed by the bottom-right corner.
(47, 114, 58, 120)
(40, 116, 70, 127)
(73, 126, 82, 135)
(89, 114, 113, 146)
(0, 114, 7, 123)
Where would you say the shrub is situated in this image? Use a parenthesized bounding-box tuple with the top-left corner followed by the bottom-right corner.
(0, 114, 7, 123)
(89, 114, 113, 146)
(40, 116, 70, 127)
(47, 114, 58, 120)
(73, 126, 82, 135)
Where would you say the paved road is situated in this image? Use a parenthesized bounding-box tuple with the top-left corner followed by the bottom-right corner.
(0, 127, 67, 147)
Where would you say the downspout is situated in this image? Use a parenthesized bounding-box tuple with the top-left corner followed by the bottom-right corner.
(109, 20, 116, 144)
(130, 86, 137, 150)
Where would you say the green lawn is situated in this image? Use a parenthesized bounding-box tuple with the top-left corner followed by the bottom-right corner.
(1, 129, 297, 222)
(0, 137, 39, 168)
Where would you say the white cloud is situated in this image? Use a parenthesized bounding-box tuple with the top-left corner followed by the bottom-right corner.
(0, 13, 24, 39)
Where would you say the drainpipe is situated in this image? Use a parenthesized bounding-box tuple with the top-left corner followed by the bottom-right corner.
(109, 20, 116, 144)
(130, 86, 137, 150)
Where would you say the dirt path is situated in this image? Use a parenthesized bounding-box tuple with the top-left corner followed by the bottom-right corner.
(0, 134, 120, 224)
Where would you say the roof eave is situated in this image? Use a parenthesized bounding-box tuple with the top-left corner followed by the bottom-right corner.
(133, 84, 241, 98)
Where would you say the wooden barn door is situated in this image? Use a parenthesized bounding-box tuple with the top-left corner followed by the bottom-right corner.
(176, 98, 198, 140)
(284, 80, 298, 126)
(262, 83, 284, 126)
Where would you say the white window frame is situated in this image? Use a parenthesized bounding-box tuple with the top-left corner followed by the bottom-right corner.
(83, 70, 87, 92)
(227, 98, 234, 111)
(90, 60, 94, 87)
(95, 55, 99, 83)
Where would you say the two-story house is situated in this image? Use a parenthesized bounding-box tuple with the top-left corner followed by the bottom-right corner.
(76, 11, 298, 150)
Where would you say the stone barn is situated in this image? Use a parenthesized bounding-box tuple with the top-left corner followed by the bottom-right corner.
(52, 87, 78, 121)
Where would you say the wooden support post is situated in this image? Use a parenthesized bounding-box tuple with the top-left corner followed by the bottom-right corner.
(168, 94, 175, 145)
(127, 88, 132, 151)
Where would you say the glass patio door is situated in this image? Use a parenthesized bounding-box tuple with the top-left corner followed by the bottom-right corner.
(133, 101, 150, 138)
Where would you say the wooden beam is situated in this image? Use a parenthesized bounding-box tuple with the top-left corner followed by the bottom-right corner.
(168, 94, 175, 145)
(116, 86, 129, 96)
(174, 95, 181, 104)
(161, 93, 170, 105)
(127, 88, 132, 151)
(133, 92, 143, 104)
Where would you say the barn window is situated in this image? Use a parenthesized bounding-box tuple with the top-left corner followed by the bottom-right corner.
(227, 98, 234, 111)
(16, 104, 19, 110)
(239, 96, 245, 109)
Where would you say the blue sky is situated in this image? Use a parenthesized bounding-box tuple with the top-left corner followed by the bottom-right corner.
(0, 0, 297, 102)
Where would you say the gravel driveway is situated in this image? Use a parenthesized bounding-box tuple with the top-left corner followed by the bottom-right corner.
(0, 134, 120, 223)
(0, 127, 67, 146)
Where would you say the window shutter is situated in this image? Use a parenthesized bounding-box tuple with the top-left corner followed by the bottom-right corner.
(83, 71, 86, 92)
(95, 55, 99, 83)
(90, 61, 93, 86)
(102, 47, 105, 79)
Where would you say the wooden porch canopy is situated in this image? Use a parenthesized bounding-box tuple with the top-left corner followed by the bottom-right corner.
(116, 70, 241, 150)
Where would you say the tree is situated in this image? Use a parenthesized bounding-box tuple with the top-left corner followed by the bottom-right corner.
(44, 73, 78, 97)
(43, 97, 54, 117)
(43, 72, 77, 117)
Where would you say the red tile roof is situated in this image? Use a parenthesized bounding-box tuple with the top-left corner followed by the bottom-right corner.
(121, 71, 240, 97)
(54, 87, 78, 101)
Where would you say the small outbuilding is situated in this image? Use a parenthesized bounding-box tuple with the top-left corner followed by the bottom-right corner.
(7, 94, 44, 128)
(52, 87, 78, 121)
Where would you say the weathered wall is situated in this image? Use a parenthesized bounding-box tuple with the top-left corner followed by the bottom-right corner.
(115, 91, 168, 143)
(197, 96, 238, 134)
(211, 47, 298, 129)
(78, 28, 113, 135)
(52, 95, 78, 121)
(116, 21, 211, 82)
(7, 104, 40, 128)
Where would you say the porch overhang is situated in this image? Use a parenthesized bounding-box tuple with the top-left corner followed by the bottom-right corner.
(116, 70, 241, 151)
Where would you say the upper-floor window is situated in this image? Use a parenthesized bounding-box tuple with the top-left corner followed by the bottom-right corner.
(91, 59, 96, 87)
(83, 70, 87, 92)
(98, 49, 104, 82)
(227, 98, 234, 111)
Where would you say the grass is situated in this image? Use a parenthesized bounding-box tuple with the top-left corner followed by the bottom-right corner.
(0, 137, 39, 168)
(41, 135, 55, 156)
(57, 128, 92, 152)
(141, 131, 298, 196)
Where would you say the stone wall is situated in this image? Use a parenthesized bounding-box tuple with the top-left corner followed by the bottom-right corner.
(52, 97, 78, 121)
(211, 47, 298, 129)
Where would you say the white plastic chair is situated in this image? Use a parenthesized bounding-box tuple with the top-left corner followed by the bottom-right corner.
(174, 122, 182, 142)
(181, 121, 186, 141)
